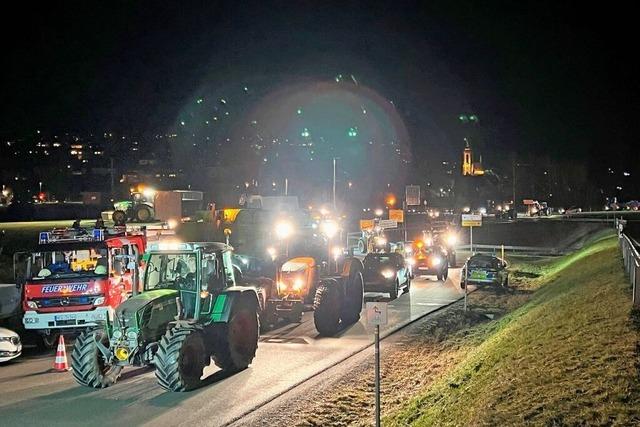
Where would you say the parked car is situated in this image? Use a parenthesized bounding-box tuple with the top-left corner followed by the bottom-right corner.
(564, 206, 582, 215)
(461, 254, 509, 288)
(362, 252, 411, 299)
(412, 245, 449, 281)
(0, 327, 22, 363)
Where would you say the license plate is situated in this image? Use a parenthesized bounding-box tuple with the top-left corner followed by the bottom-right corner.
(471, 271, 487, 279)
(55, 314, 76, 322)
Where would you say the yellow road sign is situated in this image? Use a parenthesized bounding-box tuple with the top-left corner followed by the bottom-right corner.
(461, 214, 482, 227)
(389, 209, 404, 223)
(360, 219, 375, 231)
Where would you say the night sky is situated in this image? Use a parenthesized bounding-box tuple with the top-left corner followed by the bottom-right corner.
(1, 1, 638, 170)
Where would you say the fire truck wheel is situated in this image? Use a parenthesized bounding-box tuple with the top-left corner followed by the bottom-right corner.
(155, 324, 208, 392)
(112, 210, 127, 226)
(135, 206, 152, 222)
(314, 281, 341, 336)
(37, 333, 59, 350)
(71, 329, 123, 388)
(341, 271, 363, 325)
(211, 295, 259, 372)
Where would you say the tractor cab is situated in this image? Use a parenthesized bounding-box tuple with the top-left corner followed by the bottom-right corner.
(275, 257, 318, 302)
(142, 242, 236, 320)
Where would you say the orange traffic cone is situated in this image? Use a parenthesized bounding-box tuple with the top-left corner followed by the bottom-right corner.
(53, 335, 69, 372)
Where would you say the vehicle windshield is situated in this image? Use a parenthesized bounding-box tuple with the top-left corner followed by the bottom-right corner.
(31, 247, 108, 280)
(144, 252, 198, 291)
(469, 257, 500, 269)
(365, 254, 398, 266)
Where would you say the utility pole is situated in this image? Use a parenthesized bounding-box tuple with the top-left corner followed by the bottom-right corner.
(110, 157, 115, 198)
(332, 157, 337, 211)
(512, 159, 516, 219)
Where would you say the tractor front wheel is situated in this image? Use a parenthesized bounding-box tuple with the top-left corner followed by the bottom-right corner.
(211, 296, 259, 372)
(71, 329, 122, 388)
(314, 281, 341, 336)
(112, 210, 127, 226)
(155, 324, 209, 392)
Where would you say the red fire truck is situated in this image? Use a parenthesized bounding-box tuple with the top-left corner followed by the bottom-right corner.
(18, 227, 147, 347)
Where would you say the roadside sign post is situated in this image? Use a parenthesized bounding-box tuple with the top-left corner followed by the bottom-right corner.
(464, 269, 468, 311)
(461, 214, 482, 312)
(366, 301, 388, 427)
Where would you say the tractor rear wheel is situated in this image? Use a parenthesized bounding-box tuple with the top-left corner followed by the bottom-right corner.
(112, 210, 127, 226)
(71, 329, 122, 388)
(314, 281, 341, 336)
(211, 296, 259, 372)
(135, 205, 152, 222)
(155, 324, 208, 392)
(341, 271, 364, 325)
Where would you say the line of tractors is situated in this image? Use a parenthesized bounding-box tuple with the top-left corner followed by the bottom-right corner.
(13, 220, 366, 392)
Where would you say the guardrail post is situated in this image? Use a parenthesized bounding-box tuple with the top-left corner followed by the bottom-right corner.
(635, 264, 640, 308)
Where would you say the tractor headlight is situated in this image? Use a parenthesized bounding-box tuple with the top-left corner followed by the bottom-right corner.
(381, 270, 395, 279)
(277, 281, 287, 293)
(112, 330, 122, 339)
(126, 330, 138, 340)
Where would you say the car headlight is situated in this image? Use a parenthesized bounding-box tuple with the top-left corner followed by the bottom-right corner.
(0, 336, 20, 345)
(93, 296, 105, 306)
(432, 257, 441, 266)
(381, 270, 395, 279)
(446, 234, 457, 246)
(375, 237, 387, 246)
(26, 301, 38, 309)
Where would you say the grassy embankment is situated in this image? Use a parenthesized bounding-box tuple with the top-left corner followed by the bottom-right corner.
(387, 231, 640, 425)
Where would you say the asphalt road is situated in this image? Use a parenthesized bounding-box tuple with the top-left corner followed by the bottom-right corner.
(0, 270, 464, 427)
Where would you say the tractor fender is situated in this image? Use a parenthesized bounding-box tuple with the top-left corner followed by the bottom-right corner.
(211, 287, 260, 323)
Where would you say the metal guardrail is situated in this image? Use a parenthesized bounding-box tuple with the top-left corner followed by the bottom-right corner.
(457, 244, 562, 256)
(620, 233, 640, 307)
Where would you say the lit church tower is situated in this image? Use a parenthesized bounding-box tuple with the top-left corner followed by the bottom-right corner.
(462, 139, 474, 176)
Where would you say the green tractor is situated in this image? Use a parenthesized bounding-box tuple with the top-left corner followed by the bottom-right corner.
(70, 241, 260, 392)
(111, 191, 155, 225)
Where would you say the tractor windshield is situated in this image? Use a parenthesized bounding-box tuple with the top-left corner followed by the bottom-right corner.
(144, 252, 198, 291)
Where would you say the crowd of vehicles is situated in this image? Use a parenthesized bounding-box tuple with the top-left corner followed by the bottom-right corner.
(0, 201, 518, 397)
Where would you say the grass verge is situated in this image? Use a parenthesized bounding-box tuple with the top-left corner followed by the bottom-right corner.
(288, 231, 639, 426)
(387, 232, 640, 426)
